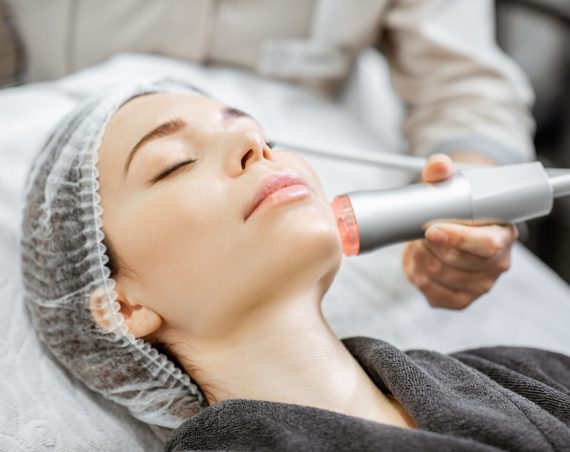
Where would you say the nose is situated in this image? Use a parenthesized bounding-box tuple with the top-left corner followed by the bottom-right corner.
(227, 130, 272, 175)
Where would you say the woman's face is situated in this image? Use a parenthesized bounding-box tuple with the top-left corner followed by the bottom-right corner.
(96, 92, 342, 343)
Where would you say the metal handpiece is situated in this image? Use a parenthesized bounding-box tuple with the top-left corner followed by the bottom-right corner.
(332, 162, 570, 256)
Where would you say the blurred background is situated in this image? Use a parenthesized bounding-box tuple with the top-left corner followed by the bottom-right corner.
(1, 0, 569, 281)
(494, 0, 570, 283)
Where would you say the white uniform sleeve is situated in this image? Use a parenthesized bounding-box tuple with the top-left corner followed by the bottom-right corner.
(382, 0, 536, 163)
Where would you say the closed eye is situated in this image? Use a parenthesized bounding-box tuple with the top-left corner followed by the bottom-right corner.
(150, 159, 197, 184)
(150, 140, 272, 184)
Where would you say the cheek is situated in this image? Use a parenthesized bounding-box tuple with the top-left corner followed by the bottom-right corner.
(113, 185, 237, 316)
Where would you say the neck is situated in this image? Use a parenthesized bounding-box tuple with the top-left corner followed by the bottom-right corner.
(171, 283, 412, 427)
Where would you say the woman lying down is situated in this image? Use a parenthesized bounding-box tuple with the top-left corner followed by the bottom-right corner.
(20, 79, 570, 451)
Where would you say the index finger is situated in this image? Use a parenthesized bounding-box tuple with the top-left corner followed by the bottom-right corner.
(425, 223, 518, 258)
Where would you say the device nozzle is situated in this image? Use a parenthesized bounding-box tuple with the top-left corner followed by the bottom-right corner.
(546, 169, 570, 198)
(331, 194, 360, 256)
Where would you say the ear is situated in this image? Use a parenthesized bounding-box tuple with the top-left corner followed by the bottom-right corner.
(89, 285, 163, 338)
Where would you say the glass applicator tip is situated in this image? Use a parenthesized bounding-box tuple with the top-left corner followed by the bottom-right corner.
(331, 194, 360, 256)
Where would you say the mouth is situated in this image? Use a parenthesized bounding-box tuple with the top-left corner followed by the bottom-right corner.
(244, 171, 311, 221)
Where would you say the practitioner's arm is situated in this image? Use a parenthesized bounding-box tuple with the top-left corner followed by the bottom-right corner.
(381, 0, 536, 165)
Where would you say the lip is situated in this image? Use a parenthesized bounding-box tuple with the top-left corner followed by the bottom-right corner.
(245, 171, 311, 221)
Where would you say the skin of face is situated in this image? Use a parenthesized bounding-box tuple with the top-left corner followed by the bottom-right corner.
(94, 92, 343, 347)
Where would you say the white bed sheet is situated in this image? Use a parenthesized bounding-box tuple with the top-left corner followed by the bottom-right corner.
(1, 53, 569, 451)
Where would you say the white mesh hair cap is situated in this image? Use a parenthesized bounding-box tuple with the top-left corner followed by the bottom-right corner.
(19, 78, 211, 440)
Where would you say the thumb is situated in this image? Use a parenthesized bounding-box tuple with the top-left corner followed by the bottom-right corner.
(422, 154, 455, 183)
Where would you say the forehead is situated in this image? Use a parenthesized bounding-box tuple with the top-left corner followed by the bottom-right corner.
(108, 92, 224, 134)
(99, 92, 230, 159)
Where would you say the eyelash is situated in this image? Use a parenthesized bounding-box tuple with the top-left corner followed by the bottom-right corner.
(151, 159, 197, 183)
(151, 141, 275, 183)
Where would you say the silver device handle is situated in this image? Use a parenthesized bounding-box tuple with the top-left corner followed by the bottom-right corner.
(343, 162, 556, 253)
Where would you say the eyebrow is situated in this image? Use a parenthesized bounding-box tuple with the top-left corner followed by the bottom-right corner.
(123, 106, 259, 177)
(221, 106, 259, 124)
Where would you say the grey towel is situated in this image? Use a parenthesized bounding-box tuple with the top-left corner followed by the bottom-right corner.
(165, 337, 570, 451)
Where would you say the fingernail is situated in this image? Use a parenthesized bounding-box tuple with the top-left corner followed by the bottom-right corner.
(426, 226, 448, 245)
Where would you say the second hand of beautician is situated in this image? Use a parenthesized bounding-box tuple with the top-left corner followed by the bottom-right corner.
(403, 153, 519, 310)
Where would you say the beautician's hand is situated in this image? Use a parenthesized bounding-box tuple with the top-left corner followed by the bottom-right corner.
(402, 154, 519, 309)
